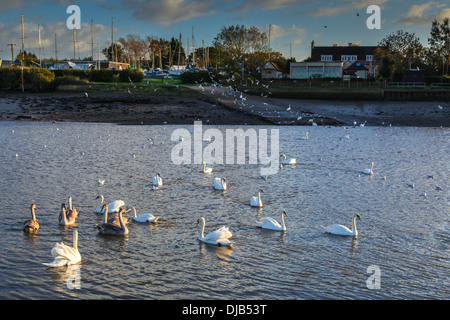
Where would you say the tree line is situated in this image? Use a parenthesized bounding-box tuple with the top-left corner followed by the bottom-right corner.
(376, 18, 449, 81)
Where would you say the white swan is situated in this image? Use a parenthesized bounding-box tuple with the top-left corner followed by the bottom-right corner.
(322, 213, 361, 237)
(201, 161, 213, 173)
(43, 230, 81, 267)
(300, 132, 309, 140)
(95, 195, 125, 213)
(250, 189, 264, 207)
(257, 210, 287, 231)
(214, 177, 227, 190)
(197, 217, 233, 246)
(130, 206, 159, 223)
(280, 154, 296, 165)
(153, 173, 163, 186)
(362, 162, 374, 175)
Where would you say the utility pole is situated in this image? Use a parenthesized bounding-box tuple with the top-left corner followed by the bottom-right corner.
(21, 15, 25, 57)
(54, 33, 58, 60)
(7, 43, 16, 62)
(91, 19, 94, 61)
(192, 26, 195, 66)
(111, 18, 114, 62)
(268, 24, 271, 61)
(21, 15, 24, 92)
(178, 33, 181, 66)
(38, 24, 42, 67)
(73, 28, 76, 60)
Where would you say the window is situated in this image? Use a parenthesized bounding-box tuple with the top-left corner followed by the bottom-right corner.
(366, 55, 373, 61)
(321, 55, 333, 61)
(341, 55, 357, 62)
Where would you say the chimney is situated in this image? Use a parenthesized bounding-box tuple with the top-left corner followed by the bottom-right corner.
(348, 43, 353, 46)
(311, 40, 315, 49)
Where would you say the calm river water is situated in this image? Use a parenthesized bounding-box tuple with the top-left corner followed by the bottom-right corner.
(0, 122, 448, 300)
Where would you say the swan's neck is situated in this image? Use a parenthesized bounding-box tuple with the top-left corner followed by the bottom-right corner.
(371, 162, 374, 171)
(199, 219, 205, 239)
(96, 196, 104, 211)
(352, 216, 357, 235)
(61, 206, 67, 224)
(258, 191, 262, 202)
(31, 207, 36, 220)
(68, 197, 73, 210)
(102, 207, 108, 224)
(281, 213, 286, 230)
(132, 207, 137, 218)
(73, 231, 78, 251)
(118, 211, 127, 231)
(282, 155, 286, 161)
(202, 163, 206, 171)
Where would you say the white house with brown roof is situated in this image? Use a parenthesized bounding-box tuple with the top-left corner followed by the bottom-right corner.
(261, 61, 284, 79)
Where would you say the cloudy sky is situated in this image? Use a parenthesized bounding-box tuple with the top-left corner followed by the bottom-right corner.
(0, 0, 448, 62)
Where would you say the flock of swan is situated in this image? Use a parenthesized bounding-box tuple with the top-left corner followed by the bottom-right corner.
(22, 146, 370, 268)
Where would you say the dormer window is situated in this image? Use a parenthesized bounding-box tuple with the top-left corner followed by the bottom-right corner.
(366, 55, 374, 61)
(321, 55, 333, 61)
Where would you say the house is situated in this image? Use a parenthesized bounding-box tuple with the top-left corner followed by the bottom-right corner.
(344, 61, 369, 79)
(261, 61, 284, 79)
(306, 41, 379, 79)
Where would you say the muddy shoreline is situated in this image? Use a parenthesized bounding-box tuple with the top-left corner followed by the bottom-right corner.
(0, 88, 449, 127)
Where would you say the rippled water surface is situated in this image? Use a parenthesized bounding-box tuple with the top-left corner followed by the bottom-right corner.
(0, 122, 448, 300)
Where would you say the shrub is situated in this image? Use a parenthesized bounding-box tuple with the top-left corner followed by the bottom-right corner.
(119, 68, 144, 83)
(0, 67, 55, 91)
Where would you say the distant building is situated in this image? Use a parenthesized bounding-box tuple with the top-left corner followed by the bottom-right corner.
(42, 60, 130, 70)
(261, 61, 284, 79)
(298, 41, 379, 79)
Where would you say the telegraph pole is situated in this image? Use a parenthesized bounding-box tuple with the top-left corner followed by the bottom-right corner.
(54, 33, 58, 60)
(111, 18, 114, 62)
(21, 15, 24, 92)
(7, 43, 16, 62)
(38, 24, 42, 67)
(91, 19, 94, 61)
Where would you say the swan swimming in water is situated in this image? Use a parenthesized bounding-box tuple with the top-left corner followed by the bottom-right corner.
(23, 204, 39, 233)
(96, 206, 128, 236)
(95, 195, 125, 213)
(257, 210, 287, 231)
(250, 189, 264, 207)
(43, 229, 81, 267)
(322, 213, 361, 237)
(153, 173, 163, 186)
(59, 203, 76, 226)
(280, 154, 296, 165)
(130, 206, 159, 223)
(299, 132, 309, 140)
(197, 217, 233, 246)
(362, 162, 374, 175)
(201, 161, 213, 173)
(100, 204, 129, 226)
(67, 196, 78, 218)
(214, 178, 227, 190)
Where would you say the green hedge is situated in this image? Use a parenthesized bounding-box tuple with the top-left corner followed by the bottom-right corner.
(0, 67, 55, 91)
(50, 68, 144, 83)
